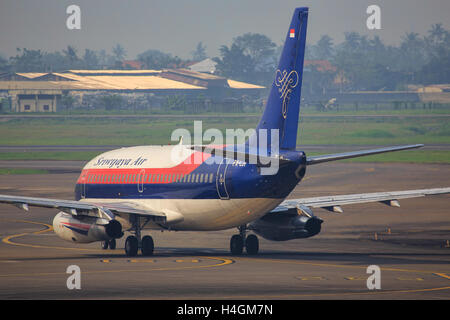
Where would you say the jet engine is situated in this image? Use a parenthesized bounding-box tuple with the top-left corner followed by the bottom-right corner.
(248, 207, 323, 241)
(52, 212, 123, 243)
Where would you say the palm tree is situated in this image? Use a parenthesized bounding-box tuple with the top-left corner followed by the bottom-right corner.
(112, 44, 127, 63)
(314, 35, 334, 60)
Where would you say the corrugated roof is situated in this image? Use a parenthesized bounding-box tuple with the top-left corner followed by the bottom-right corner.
(0, 70, 264, 91)
(66, 69, 161, 74)
(16, 73, 47, 79)
(227, 79, 265, 89)
(82, 75, 205, 90)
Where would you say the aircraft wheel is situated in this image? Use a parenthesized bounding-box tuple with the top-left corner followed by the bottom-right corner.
(230, 235, 244, 255)
(101, 240, 109, 250)
(108, 239, 116, 250)
(141, 235, 154, 256)
(125, 236, 138, 257)
(245, 234, 259, 255)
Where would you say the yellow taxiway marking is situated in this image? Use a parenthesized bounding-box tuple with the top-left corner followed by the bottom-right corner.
(296, 276, 327, 281)
(235, 256, 450, 276)
(213, 286, 450, 300)
(0, 256, 233, 278)
(0, 219, 234, 278)
(397, 277, 424, 281)
(344, 276, 366, 281)
(1, 219, 97, 252)
(175, 259, 200, 263)
(127, 259, 156, 263)
(435, 273, 450, 280)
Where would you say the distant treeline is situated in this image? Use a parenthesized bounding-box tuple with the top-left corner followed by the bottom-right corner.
(0, 23, 449, 92)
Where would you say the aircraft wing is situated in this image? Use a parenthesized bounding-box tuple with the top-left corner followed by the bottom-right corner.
(0, 194, 167, 222)
(274, 187, 450, 213)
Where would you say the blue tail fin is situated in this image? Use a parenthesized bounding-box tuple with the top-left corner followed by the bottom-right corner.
(255, 7, 308, 150)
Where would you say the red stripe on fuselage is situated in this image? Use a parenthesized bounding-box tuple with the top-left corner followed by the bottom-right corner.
(61, 222, 91, 230)
(77, 151, 211, 184)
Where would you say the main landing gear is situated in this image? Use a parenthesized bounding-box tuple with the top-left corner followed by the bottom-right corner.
(230, 225, 259, 255)
(101, 239, 116, 250)
(124, 215, 154, 257)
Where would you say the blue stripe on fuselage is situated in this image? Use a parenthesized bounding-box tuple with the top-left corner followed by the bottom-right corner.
(75, 154, 306, 200)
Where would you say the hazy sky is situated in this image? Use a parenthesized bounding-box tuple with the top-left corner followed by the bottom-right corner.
(1, 0, 449, 59)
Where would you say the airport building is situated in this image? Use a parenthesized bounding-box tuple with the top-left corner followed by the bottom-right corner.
(0, 69, 265, 113)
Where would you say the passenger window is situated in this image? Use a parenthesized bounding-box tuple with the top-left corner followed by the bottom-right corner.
(194, 174, 198, 183)
(209, 173, 214, 183)
(199, 174, 204, 183)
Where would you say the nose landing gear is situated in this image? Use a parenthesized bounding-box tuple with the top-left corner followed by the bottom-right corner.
(101, 239, 117, 250)
(230, 225, 259, 255)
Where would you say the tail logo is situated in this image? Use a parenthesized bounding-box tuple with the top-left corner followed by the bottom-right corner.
(275, 69, 299, 119)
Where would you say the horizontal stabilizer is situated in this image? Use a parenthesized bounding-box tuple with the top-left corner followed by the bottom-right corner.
(306, 144, 423, 165)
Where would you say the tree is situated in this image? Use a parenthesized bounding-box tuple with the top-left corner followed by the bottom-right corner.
(98, 94, 124, 110)
(396, 32, 428, 83)
(214, 33, 277, 85)
(112, 44, 127, 62)
(10, 48, 44, 72)
(418, 24, 450, 84)
(191, 42, 207, 61)
(0, 54, 10, 73)
(63, 45, 79, 66)
(83, 49, 99, 69)
(137, 49, 184, 69)
(214, 43, 254, 82)
(233, 33, 276, 71)
(313, 35, 334, 60)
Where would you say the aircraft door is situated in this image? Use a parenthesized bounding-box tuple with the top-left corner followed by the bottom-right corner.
(138, 169, 145, 193)
(216, 158, 231, 200)
(80, 170, 88, 199)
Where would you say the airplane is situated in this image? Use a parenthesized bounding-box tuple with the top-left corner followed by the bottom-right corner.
(0, 7, 449, 257)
